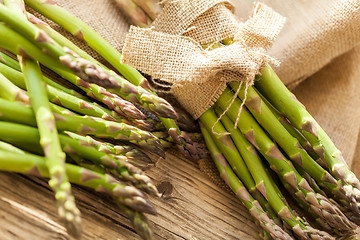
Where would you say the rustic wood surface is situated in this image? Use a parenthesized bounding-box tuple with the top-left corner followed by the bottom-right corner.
(0, 149, 259, 240)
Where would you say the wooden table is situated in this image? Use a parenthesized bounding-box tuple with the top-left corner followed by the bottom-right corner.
(0, 149, 259, 240)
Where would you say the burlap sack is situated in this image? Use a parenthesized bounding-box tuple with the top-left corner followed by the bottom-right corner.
(40, 0, 359, 201)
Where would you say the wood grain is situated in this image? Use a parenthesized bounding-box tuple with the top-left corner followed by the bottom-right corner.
(0, 149, 259, 240)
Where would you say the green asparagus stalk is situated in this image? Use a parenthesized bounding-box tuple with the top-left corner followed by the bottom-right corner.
(256, 91, 323, 167)
(64, 132, 155, 171)
(0, 72, 29, 104)
(0, 60, 155, 130)
(0, 97, 164, 157)
(200, 122, 293, 240)
(197, 109, 282, 229)
(25, 13, 150, 124)
(0, 51, 89, 100)
(215, 88, 355, 233)
(24, 13, 156, 130)
(0, 120, 159, 197)
(118, 204, 153, 240)
(18, 54, 81, 237)
(26, 13, 103, 66)
(0, 140, 27, 154)
(0, 3, 177, 120)
(0, 61, 112, 119)
(0, 148, 155, 214)
(24, 0, 145, 87)
(255, 66, 360, 215)
(212, 105, 290, 206)
(0, 140, 154, 240)
(0, 3, 120, 88)
(200, 108, 337, 239)
(228, 82, 356, 212)
(0, 28, 145, 120)
(229, 82, 339, 190)
(24, 0, 208, 160)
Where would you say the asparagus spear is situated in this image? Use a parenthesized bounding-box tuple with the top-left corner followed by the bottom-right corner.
(255, 66, 360, 215)
(24, 13, 156, 130)
(0, 120, 159, 197)
(199, 108, 283, 228)
(118, 204, 153, 240)
(17, 53, 81, 236)
(200, 108, 337, 239)
(0, 29, 145, 120)
(0, 97, 164, 156)
(0, 72, 29, 104)
(24, 0, 207, 160)
(0, 60, 155, 130)
(215, 88, 355, 232)
(0, 139, 155, 239)
(0, 148, 156, 214)
(0, 51, 89, 100)
(0, 3, 177, 119)
(4, 14, 149, 122)
(200, 122, 293, 240)
(0, 3, 119, 88)
(64, 132, 155, 171)
(229, 82, 356, 210)
(0, 140, 27, 154)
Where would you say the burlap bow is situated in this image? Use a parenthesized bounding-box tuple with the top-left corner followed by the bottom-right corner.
(122, 0, 286, 120)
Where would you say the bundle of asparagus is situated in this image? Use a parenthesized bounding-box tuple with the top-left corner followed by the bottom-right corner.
(113, 0, 360, 239)
(0, 0, 209, 239)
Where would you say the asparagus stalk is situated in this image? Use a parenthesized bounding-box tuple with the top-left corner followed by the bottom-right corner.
(255, 66, 360, 215)
(0, 29, 145, 120)
(212, 105, 290, 205)
(0, 51, 89, 100)
(118, 204, 153, 240)
(0, 145, 154, 239)
(0, 97, 164, 156)
(0, 72, 30, 104)
(0, 3, 120, 88)
(22, 14, 157, 124)
(64, 132, 155, 171)
(198, 109, 282, 228)
(200, 122, 293, 240)
(0, 120, 159, 197)
(0, 141, 155, 240)
(18, 54, 81, 236)
(0, 140, 27, 154)
(200, 108, 336, 239)
(228, 82, 356, 210)
(0, 3, 177, 120)
(0, 60, 155, 130)
(24, 0, 145, 86)
(24, 0, 207, 160)
(215, 88, 355, 233)
(0, 149, 156, 215)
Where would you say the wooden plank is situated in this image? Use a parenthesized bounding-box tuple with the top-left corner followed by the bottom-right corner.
(0, 149, 259, 240)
